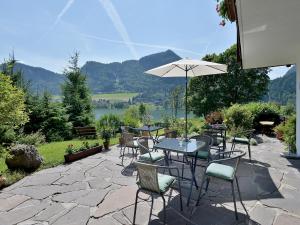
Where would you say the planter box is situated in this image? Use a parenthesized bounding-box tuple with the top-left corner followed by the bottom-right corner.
(64, 146, 103, 163)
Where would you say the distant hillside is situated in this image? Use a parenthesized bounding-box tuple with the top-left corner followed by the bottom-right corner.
(268, 66, 296, 105)
(8, 50, 183, 100)
(81, 50, 183, 94)
(9, 63, 64, 94)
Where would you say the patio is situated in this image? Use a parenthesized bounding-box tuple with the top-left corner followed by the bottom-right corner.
(1, 135, 300, 225)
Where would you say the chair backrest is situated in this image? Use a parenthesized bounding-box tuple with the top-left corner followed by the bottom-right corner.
(219, 150, 246, 174)
(122, 132, 135, 146)
(232, 129, 255, 140)
(190, 134, 213, 153)
(137, 137, 150, 155)
(135, 161, 160, 193)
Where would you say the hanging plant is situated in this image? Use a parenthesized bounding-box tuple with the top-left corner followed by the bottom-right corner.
(215, 0, 237, 26)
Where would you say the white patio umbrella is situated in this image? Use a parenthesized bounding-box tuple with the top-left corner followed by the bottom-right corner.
(145, 58, 227, 140)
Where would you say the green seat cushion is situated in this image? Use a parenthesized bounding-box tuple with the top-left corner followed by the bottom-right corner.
(213, 137, 223, 146)
(187, 150, 209, 159)
(139, 152, 165, 162)
(233, 137, 249, 144)
(158, 173, 175, 193)
(206, 163, 235, 181)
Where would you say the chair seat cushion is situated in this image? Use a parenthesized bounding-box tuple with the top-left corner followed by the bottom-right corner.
(233, 137, 249, 144)
(187, 150, 209, 159)
(206, 163, 235, 181)
(158, 173, 175, 193)
(139, 152, 165, 162)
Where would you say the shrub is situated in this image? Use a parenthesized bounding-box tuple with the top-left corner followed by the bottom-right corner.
(243, 102, 281, 130)
(281, 114, 296, 153)
(97, 114, 121, 136)
(0, 126, 16, 145)
(17, 131, 46, 146)
(123, 105, 141, 127)
(223, 104, 253, 133)
(205, 111, 224, 124)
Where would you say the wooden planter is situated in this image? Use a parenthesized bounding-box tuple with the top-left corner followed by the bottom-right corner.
(64, 146, 103, 163)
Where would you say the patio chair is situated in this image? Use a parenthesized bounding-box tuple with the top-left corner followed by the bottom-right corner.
(196, 150, 249, 220)
(186, 134, 213, 168)
(137, 137, 165, 164)
(120, 132, 139, 165)
(231, 129, 255, 161)
(203, 129, 225, 152)
(133, 161, 183, 225)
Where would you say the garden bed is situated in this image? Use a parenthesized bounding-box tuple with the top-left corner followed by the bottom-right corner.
(64, 145, 103, 163)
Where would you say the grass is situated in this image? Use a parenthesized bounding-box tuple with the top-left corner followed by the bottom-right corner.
(92, 92, 139, 102)
(0, 137, 119, 187)
(53, 92, 139, 103)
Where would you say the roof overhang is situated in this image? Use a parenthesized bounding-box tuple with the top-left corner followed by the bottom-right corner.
(228, 0, 300, 69)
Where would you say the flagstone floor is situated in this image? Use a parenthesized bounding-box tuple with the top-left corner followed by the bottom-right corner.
(1, 135, 300, 225)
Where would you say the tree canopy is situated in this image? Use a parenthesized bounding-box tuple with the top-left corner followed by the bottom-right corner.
(62, 52, 94, 127)
(188, 45, 270, 116)
(0, 73, 28, 128)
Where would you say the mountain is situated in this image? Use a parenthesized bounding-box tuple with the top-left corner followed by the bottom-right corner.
(81, 50, 183, 94)
(10, 50, 183, 99)
(12, 63, 64, 94)
(268, 66, 296, 105)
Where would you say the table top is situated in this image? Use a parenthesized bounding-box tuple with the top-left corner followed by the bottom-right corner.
(259, 121, 275, 126)
(153, 138, 205, 153)
(135, 125, 163, 132)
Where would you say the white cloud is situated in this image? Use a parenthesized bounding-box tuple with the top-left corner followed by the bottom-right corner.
(98, 0, 139, 59)
(80, 33, 202, 57)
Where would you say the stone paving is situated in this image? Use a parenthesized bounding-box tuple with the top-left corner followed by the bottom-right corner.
(1, 135, 300, 225)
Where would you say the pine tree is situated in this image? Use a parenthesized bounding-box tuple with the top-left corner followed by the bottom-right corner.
(62, 52, 94, 127)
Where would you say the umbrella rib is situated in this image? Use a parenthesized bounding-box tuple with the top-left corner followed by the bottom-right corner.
(205, 65, 227, 73)
(160, 64, 177, 77)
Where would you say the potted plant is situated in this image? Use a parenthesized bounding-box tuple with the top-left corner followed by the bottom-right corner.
(64, 142, 102, 163)
(101, 129, 111, 150)
(274, 123, 285, 141)
(0, 174, 6, 189)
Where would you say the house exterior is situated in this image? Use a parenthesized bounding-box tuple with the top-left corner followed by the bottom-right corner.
(226, 0, 300, 156)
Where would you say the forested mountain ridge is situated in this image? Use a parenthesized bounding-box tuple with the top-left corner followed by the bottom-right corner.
(8, 50, 184, 97)
(268, 66, 296, 105)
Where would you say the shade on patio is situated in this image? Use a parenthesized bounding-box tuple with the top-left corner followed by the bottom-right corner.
(145, 58, 227, 139)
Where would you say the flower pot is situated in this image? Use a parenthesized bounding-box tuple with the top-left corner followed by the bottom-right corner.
(0, 175, 6, 189)
(276, 131, 284, 141)
(64, 145, 103, 163)
(103, 141, 110, 150)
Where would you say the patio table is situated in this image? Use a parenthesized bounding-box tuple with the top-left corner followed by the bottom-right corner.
(153, 138, 205, 205)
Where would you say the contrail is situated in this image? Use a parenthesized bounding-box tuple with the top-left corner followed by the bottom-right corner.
(98, 0, 139, 59)
(53, 0, 75, 27)
(80, 33, 202, 57)
(37, 0, 75, 44)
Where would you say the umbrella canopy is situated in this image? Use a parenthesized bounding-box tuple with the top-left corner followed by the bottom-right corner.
(145, 58, 227, 140)
(145, 59, 227, 77)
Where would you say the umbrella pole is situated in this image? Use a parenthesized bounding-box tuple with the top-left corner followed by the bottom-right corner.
(185, 68, 188, 141)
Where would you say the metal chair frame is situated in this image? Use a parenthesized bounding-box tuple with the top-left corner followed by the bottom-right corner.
(196, 150, 249, 220)
(133, 162, 183, 225)
(231, 129, 255, 161)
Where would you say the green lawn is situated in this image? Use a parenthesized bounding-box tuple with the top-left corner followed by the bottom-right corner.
(92, 92, 139, 102)
(0, 137, 119, 186)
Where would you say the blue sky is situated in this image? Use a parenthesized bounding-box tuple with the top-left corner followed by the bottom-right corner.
(0, 0, 288, 79)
